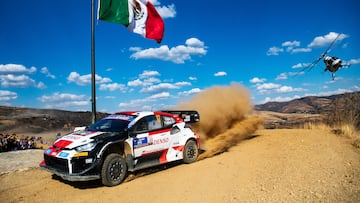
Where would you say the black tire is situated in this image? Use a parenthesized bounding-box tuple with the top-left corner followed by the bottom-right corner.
(183, 140, 199, 164)
(101, 153, 127, 186)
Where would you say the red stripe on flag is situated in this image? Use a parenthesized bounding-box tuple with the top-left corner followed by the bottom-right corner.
(145, 1, 164, 43)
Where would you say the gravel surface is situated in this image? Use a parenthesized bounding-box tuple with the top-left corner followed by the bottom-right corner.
(0, 129, 359, 203)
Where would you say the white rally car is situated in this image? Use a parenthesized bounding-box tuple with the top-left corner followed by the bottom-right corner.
(40, 110, 200, 186)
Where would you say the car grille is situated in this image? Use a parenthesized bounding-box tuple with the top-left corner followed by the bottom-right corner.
(44, 154, 69, 173)
(71, 158, 92, 174)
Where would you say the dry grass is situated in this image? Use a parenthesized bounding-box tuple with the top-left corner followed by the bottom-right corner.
(303, 122, 360, 148)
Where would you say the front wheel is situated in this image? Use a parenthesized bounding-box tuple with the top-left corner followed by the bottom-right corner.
(101, 153, 127, 186)
(183, 140, 199, 164)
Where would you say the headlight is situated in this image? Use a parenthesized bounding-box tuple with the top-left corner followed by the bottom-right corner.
(75, 142, 96, 152)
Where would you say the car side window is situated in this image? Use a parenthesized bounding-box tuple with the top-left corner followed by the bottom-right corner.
(133, 115, 164, 133)
(133, 118, 148, 132)
(162, 116, 175, 128)
(147, 115, 163, 131)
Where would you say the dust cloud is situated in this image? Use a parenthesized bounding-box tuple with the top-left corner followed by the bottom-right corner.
(176, 83, 263, 159)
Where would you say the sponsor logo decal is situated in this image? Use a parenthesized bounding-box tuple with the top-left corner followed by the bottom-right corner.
(45, 149, 52, 155)
(58, 152, 69, 158)
(73, 152, 89, 157)
(153, 137, 169, 145)
(134, 137, 148, 148)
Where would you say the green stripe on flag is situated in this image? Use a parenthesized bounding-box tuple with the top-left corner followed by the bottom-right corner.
(98, 0, 130, 26)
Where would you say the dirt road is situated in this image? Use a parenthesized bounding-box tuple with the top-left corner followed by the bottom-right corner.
(1, 129, 359, 202)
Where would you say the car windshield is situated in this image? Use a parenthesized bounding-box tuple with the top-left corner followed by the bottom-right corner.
(87, 119, 129, 132)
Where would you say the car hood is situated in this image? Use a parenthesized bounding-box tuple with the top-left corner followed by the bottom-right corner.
(53, 130, 105, 149)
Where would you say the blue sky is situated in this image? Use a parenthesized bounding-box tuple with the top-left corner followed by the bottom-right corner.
(1, 0, 359, 113)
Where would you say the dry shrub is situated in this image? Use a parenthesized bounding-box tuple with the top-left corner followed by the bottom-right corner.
(325, 92, 360, 130)
(303, 122, 331, 131)
(322, 93, 360, 148)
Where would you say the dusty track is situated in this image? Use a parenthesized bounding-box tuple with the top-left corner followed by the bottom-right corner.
(1, 129, 359, 202)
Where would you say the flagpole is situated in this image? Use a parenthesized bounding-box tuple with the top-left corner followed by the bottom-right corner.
(91, 0, 96, 124)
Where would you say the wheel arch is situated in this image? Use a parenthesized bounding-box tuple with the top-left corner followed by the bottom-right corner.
(98, 141, 132, 159)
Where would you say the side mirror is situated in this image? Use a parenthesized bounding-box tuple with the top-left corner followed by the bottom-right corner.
(56, 132, 61, 137)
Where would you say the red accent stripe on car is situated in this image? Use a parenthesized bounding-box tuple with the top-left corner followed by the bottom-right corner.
(172, 145, 184, 152)
(159, 149, 168, 164)
(148, 128, 170, 136)
(54, 140, 73, 148)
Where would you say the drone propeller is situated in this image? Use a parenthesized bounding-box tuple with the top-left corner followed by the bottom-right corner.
(296, 33, 342, 75)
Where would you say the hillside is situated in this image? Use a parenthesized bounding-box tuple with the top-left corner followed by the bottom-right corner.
(255, 92, 359, 114)
(0, 106, 108, 133)
(0, 92, 356, 134)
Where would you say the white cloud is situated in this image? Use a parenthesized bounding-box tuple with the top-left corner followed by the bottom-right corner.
(128, 79, 143, 87)
(275, 73, 288, 80)
(276, 86, 306, 93)
(214, 71, 227, 77)
(255, 82, 306, 94)
(0, 64, 36, 74)
(256, 83, 281, 91)
(282, 40, 300, 47)
(291, 63, 311, 69)
(99, 83, 127, 92)
(290, 47, 312, 53)
(130, 38, 207, 64)
(139, 70, 160, 78)
(140, 83, 180, 94)
(0, 64, 46, 88)
(0, 74, 36, 88)
(41, 67, 56, 79)
(266, 46, 284, 56)
(149, 0, 160, 5)
(315, 86, 360, 97)
(67, 72, 112, 86)
(38, 92, 89, 109)
(346, 58, 360, 65)
(148, 92, 170, 99)
(189, 76, 197, 81)
(0, 90, 17, 102)
(178, 88, 202, 96)
(155, 4, 176, 18)
(144, 77, 161, 85)
(250, 77, 266, 83)
(175, 81, 191, 86)
(36, 81, 47, 89)
(118, 92, 170, 110)
(308, 32, 347, 48)
(186, 38, 205, 47)
(261, 95, 301, 104)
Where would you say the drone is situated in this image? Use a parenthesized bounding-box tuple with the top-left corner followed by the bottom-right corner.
(300, 33, 351, 80)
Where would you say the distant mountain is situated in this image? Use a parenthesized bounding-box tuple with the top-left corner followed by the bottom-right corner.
(0, 106, 108, 133)
(255, 92, 360, 114)
(0, 92, 359, 133)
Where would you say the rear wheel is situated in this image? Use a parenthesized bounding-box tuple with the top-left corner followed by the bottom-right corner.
(183, 140, 199, 164)
(101, 153, 127, 186)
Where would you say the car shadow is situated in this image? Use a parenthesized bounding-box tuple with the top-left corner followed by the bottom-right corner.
(51, 160, 185, 189)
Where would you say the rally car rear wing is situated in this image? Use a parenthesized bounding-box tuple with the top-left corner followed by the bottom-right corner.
(161, 110, 200, 124)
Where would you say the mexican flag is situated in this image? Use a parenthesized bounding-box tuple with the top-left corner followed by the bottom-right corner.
(98, 0, 164, 43)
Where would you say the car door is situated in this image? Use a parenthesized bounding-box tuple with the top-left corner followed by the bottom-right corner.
(132, 115, 171, 159)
